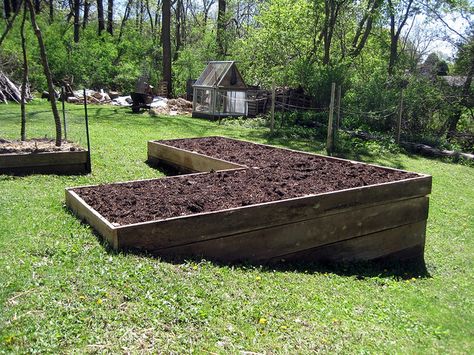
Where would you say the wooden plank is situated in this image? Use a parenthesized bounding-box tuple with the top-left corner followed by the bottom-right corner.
(118, 197, 429, 261)
(0, 151, 88, 168)
(115, 176, 431, 251)
(65, 189, 118, 249)
(0, 163, 88, 175)
(273, 221, 427, 263)
(147, 141, 245, 172)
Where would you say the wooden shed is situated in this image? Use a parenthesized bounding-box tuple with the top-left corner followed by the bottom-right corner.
(192, 61, 248, 119)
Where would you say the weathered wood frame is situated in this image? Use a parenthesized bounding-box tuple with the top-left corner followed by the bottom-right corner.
(1, 150, 90, 175)
(66, 137, 431, 263)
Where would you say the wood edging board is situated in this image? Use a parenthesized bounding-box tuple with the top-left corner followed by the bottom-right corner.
(136, 197, 429, 262)
(152, 136, 430, 177)
(0, 150, 89, 175)
(271, 221, 427, 263)
(66, 136, 432, 262)
(147, 141, 246, 172)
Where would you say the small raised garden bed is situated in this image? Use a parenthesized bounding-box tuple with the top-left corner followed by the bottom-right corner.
(0, 138, 90, 175)
(66, 137, 431, 263)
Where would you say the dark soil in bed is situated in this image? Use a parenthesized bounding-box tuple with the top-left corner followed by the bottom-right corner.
(0, 138, 83, 154)
(75, 137, 417, 225)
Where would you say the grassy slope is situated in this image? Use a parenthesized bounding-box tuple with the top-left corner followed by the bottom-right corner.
(0, 102, 472, 353)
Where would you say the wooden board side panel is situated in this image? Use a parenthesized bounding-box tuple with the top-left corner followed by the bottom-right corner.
(273, 221, 427, 263)
(0, 151, 88, 168)
(118, 197, 429, 261)
(147, 141, 244, 172)
(116, 180, 430, 250)
(65, 190, 118, 249)
(0, 164, 88, 175)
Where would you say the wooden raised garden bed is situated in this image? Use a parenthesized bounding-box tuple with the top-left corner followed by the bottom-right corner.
(66, 137, 431, 263)
(0, 139, 90, 175)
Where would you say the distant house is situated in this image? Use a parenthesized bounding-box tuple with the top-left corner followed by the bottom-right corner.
(192, 61, 248, 119)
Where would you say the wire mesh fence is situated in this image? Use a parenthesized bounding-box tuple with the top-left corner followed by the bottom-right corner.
(0, 96, 90, 152)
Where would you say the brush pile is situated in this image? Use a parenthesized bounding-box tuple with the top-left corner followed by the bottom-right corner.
(0, 71, 32, 103)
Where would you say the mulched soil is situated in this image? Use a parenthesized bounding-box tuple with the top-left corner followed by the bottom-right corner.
(74, 137, 419, 225)
(0, 138, 83, 154)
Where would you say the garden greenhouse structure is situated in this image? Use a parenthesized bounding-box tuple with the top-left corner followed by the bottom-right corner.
(192, 61, 248, 119)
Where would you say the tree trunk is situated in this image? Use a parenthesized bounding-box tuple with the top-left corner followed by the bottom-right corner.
(162, 0, 172, 97)
(4, 0, 12, 18)
(49, 0, 53, 22)
(73, 0, 80, 42)
(20, 1, 28, 141)
(174, 0, 182, 61)
(0, 0, 22, 47)
(387, 0, 414, 75)
(97, 0, 105, 34)
(217, 0, 226, 58)
(34, 0, 40, 12)
(107, 0, 113, 35)
(27, 0, 62, 146)
(83, 0, 90, 28)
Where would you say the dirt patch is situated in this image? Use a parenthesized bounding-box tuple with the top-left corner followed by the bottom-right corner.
(74, 137, 418, 225)
(0, 138, 83, 154)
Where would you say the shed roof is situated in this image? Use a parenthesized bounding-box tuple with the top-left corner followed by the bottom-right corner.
(194, 61, 247, 88)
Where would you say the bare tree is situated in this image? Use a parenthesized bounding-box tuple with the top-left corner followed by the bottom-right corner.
(27, 0, 62, 146)
(20, 1, 28, 140)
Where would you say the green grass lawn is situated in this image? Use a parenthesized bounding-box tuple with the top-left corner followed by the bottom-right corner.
(1, 101, 473, 353)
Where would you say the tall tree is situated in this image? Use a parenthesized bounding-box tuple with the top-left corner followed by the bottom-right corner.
(83, 0, 90, 28)
(174, 0, 182, 60)
(320, 0, 348, 65)
(162, 0, 172, 96)
(0, 0, 22, 47)
(73, 0, 80, 42)
(447, 35, 474, 135)
(349, 0, 383, 58)
(49, 0, 53, 22)
(97, 0, 105, 34)
(387, 0, 415, 74)
(107, 0, 113, 35)
(27, 0, 62, 146)
(216, 0, 226, 57)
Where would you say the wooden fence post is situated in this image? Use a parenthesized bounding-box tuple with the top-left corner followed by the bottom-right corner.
(396, 88, 403, 144)
(270, 81, 275, 134)
(326, 82, 336, 155)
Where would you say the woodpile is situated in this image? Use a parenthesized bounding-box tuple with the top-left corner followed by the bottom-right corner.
(0, 71, 31, 104)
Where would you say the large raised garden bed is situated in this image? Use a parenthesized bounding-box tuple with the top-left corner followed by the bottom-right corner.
(66, 137, 431, 263)
(0, 139, 90, 175)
